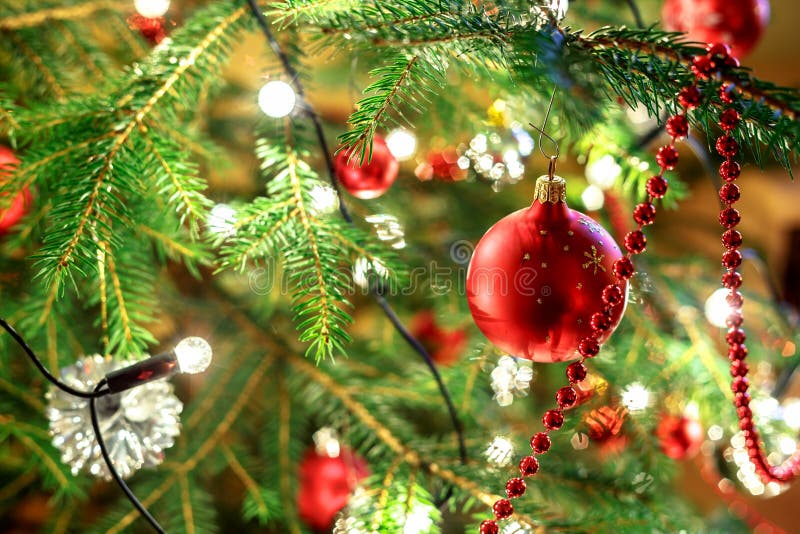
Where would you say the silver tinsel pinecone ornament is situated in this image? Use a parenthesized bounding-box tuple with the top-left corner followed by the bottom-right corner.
(46, 355, 183, 480)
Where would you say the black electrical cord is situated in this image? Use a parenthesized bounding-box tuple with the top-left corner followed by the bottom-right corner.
(90, 379, 165, 534)
(0, 318, 107, 399)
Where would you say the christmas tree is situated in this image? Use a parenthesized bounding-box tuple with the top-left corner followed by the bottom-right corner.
(1, 0, 800, 532)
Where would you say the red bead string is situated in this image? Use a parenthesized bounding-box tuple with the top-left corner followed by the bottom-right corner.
(479, 43, 795, 532)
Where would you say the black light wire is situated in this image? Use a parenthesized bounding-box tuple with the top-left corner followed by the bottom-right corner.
(0, 317, 165, 532)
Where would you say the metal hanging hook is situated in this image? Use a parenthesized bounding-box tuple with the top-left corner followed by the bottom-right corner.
(528, 87, 561, 176)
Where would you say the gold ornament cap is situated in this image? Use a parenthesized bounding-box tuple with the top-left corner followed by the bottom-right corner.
(533, 175, 566, 204)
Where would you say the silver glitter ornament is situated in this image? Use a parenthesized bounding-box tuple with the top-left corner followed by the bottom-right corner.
(46, 355, 183, 480)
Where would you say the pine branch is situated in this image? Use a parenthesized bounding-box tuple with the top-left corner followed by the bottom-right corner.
(0, 0, 130, 30)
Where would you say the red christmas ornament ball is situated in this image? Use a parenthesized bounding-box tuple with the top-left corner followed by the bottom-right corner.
(0, 146, 31, 235)
(656, 414, 704, 459)
(410, 310, 468, 365)
(662, 0, 770, 59)
(127, 14, 167, 44)
(334, 135, 399, 199)
(296, 448, 369, 531)
(466, 175, 627, 362)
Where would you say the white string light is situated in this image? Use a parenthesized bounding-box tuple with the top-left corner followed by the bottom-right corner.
(485, 435, 515, 467)
(585, 154, 621, 190)
(704, 287, 733, 328)
(621, 382, 651, 412)
(581, 184, 605, 211)
(385, 129, 417, 161)
(134, 0, 170, 18)
(258, 80, 296, 118)
(207, 203, 237, 237)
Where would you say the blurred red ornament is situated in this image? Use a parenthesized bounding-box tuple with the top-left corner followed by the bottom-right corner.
(423, 148, 466, 182)
(0, 146, 31, 235)
(656, 414, 704, 459)
(466, 175, 627, 362)
(662, 0, 770, 58)
(410, 310, 468, 365)
(584, 405, 628, 455)
(334, 136, 399, 199)
(127, 14, 167, 45)
(297, 448, 369, 531)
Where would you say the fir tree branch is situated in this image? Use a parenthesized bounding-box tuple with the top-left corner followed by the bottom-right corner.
(105, 251, 133, 347)
(0, 471, 36, 502)
(178, 474, 196, 534)
(278, 372, 303, 534)
(0, 0, 130, 30)
(8, 32, 66, 101)
(221, 444, 269, 520)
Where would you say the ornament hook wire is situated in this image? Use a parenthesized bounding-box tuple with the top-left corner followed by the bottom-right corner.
(529, 87, 561, 177)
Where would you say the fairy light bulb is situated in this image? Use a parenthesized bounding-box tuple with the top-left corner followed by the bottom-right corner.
(207, 203, 237, 236)
(621, 382, 651, 412)
(258, 81, 296, 118)
(174, 337, 212, 374)
(134, 0, 170, 18)
(585, 154, 621, 190)
(581, 184, 605, 211)
(704, 287, 733, 328)
(385, 129, 417, 161)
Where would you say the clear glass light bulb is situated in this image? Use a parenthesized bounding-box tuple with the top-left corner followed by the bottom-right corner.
(174, 337, 212, 374)
(258, 81, 296, 118)
(385, 128, 417, 161)
(134, 0, 170, 18)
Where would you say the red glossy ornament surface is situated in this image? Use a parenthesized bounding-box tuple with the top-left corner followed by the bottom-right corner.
(127, 14, 167, 44)
(466, 176, 627, 362)
(661, 0, 770, 58)
(0, 146, 31, 235)
(296, 448, 369, 531)
(334, 135, 399, 199)
(656, 414, 703, 459)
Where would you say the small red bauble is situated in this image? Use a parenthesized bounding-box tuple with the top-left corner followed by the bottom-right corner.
(590, 311, 612, 332)
(722, 249, 743, 269)
(677, 86, 702, 109)
(0, 146, 31, 235)
(716, 135, 739, 157)
(334, 135, 399, 199)
(719, 108, 741, 131)
(602, 284, 624, 305)
(719, 207, 741, 228)
(633, 203, 657, 226)
(578, 337, 600, 358)
(410, 311, 468, 366)
(624, 230, 647, 254)
(726, 328, 746, 345)
(732, 376, 750, 393)
(480, 520, 499, 534)
(556, 386, 578, 408)
(666, 115, 689, 139)
(722, 271, 742, 289)
(726, 290, 744, 308)
(127, 14, 167, 44)
(612, 257, 635, 280)
(661, 0, 770, 59)
(466, 175, 627, 362)
(722, 229, 743, 249)
(719, 183, 741, 204)
(656, 145, 679, 170)
(731, 360, 749, 377)
(656, 414, 704, 460)
(719, 83, 737, 104)
(297, 448, 369, 531)
(424, 148, 467, 182)
(646, 176, 669, 198)
(729, 344, 748, 360)
(530, 432, 551, 454)
(566, 361, 588, 383)
(493, 498, 514, 519)
(719, 160, 741, 182)
(519, 455, 540, 476)
(505, 477, 526, 498)
(543, 409, 565, 430)
(691, 55, 714, 79)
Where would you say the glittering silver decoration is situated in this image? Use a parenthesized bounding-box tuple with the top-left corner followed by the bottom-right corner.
(461, 124, 531, 190)
(490, 355, 534, 407)
(365, 213, 406, 250)
(46, 355, 183, 480)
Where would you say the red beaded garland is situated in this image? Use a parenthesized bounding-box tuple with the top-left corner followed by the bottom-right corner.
(530, 432, 551, 454)
(566, 361, 587, 383)
(678, 86, 702, 109)
(646, 176, 669, 198)
(481, 46, 800, 529)
(505, 477, 527, 498)
(656, 145, 679, 169)
(666, 115, 689, 139)
(556, 386, 578, 408)
(624, 230, 647, 254)
(543, 409, 565, 430)
(493, 499, 513, 519)
(590, 312, 612, 332)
